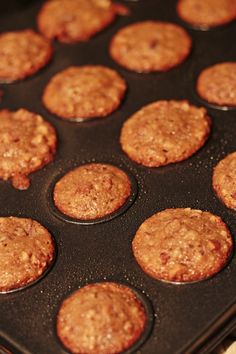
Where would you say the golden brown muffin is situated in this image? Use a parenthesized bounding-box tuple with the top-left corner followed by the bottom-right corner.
(53, 163, 131, 220)
(213, 152, 236, 210)
(0, 217, 55, 293)
(0, 109, 57, 190)
(37, 0, 117, 43)
(177, 0, 236, 29)
(132, 208, 233, 283)
(197, 62, 236, 107)
(57, 282, 146, 354)
(120, 100, 211, 167)
(0, 29, 52, 82)
(110, 21, 192, 73)
(43, 66, 127, 120)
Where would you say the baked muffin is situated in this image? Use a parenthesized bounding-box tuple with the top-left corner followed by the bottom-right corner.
(0, 109, 57, 190)
(110, 21, 192, 72)
(177, 0, 236, 29)
(0, 29, 52, 82)
(197, 62, 236, 107)
(120, 100, 211, 167)
(37, 0, 117, 43)
(0, 217, 55, 293)
(213, 152, 236, 209)
(132, 208, 233, 283)
(57, 282, 147, 354)
(43, 66, 126, 120)
(53, 163, 131, 220)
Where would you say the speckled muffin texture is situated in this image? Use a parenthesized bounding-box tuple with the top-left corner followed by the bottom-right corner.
(213, 152, 236, 210)
(197, 62, 236, 107)
(0, 109, 57, 190)
(132, 208, 233, 283)
(43, 66, 127, 120)
(0, 29, 52, 82)
(120, 100, 211, 167)
(0, 217, 55, 293)
(177, 0, 236, 29)
(53, 163, 131, 220)
(110, 21, 192, 73)
(57, 282, 146, 354)
(37, 0, 117, 43)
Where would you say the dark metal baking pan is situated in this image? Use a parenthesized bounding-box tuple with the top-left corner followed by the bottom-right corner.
(0, 0, 236, 353)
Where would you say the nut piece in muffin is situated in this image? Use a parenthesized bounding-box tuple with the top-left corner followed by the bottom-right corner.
(0, 217, 55, 293)
(37, 0, 118, 43)
(132, 208, 233, 283)
(43, 66, 127, 120)
(177, 0, 236, 29)
(53, 163, 131, 220)
(0, 29, 52, 82)
(196, 62, 236, 107)
(57, 282, 147, 354)
(213, 152, 236, 210)
(110, 21, 192, 73)
(120, 100, 211, 167)
(0, 109, 57, 190)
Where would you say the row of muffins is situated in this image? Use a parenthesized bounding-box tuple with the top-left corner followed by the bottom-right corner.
(1, 29, 236, 107)
(37, 0, 236, 42)
(0, 215, 147, 353)
(0, 153, 234, 284)
(2, 0, 234, 75)
(0, 102, 235, 208)
(1, 1, 236, 354)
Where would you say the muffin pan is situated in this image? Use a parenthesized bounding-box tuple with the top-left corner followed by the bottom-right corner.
(0, 0, 236, 353)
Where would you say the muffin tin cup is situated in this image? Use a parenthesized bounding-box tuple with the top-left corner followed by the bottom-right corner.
(177, 19, 236, 32)
(54, 281, 154, 354)
(195, 94, 236, 112)
(138, 247, 235, 286)
(47, 161, 138, 225)
(42, 113, 125, 124)
(193, 67, 236, 112)
(0, 226, 57, 295)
